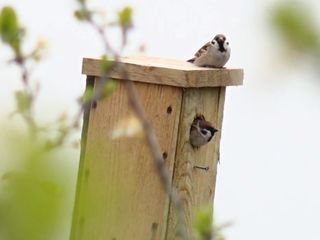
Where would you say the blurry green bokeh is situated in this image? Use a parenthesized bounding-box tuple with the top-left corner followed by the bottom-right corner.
(0, 127, 77, 240)
(193, 207, 225, 240)
(0, 6, 24, 57)
(270, 1, 320, 55)
(117, 6, 133, 27)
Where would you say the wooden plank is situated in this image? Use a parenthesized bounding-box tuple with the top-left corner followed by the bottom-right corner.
(72, 80, 183, 240)
(166, 87, 226, 239)
(70, 76, 95, 240)
(82, 57, 243, 88)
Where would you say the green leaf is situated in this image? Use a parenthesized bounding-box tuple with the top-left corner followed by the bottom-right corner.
(117, 7, 133, 27)
(0, 6, 24, 56)
(15, 91, 31, 113)
(0, 7, 19, 42)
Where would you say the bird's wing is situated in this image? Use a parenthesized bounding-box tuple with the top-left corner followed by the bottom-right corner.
(187, 42, 211, 63)
(194, 42, 211, 58)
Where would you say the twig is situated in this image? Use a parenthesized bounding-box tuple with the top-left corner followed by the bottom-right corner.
(15, 58, 38, 138)
(123, 78, 187, 239)
(77, 2, 187, 239)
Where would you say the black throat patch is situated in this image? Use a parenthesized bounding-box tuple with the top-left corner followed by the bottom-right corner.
(218, 41, 226, 52)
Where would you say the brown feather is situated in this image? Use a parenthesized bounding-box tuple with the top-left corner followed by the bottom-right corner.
(198, 120, 213, 129)
(194, 42, 211, 58)
(194, 114, 206, 121)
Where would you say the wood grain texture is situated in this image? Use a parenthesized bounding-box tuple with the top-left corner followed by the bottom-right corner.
(70, 76, 95, 240)
(71, 79, 183, 240)
(166, 87, 226, 240)
(82, 57, 243, 88)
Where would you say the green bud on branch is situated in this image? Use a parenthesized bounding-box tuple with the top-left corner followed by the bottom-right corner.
(0, 6, 24, 57)
(117, 7, 133, 28)
(74, 9, 89, 21)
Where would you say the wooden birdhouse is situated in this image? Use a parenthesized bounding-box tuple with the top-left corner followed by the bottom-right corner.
(71, 56, 243, 240)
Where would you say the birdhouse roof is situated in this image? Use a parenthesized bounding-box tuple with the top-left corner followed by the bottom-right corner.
(82, 56, 243, 88)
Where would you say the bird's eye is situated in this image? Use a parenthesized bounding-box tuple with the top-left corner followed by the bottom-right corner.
(226, 42, 229, 45)
(201, 130, 208, 135)
(211, 41, 215, 45)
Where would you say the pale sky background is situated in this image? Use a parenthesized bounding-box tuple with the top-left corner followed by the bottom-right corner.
(1, 0, 320, 239)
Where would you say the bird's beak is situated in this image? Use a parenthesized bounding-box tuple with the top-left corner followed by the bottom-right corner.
(218, 37, 224, 43)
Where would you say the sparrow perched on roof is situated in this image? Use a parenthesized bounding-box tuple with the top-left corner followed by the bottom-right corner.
(190, 114, 218, 148)
(187, 34, 231, 68)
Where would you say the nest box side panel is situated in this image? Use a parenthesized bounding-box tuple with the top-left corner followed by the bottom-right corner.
(72, 79, 182, 240)
(71, 76, 95, 240)
(166, 87, 226, 239)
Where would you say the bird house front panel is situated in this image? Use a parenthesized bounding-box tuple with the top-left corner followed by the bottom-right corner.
(166, 87, 226, 239)
(72, 78, 183, 240)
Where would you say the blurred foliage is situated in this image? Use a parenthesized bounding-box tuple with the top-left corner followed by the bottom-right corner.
(111, 115, 143, 139)
(82, 85, 94, 102)
(1, 2, 228, 240)
(0, 6, 24, 58)
(0, 5, 76, 148)
(74, 9, 88, 21)
(117, 7, 133, 28)
(0, 129, 76, 240)
(14, 90, 32, 114)
(100, 55, 113, 73)
(193, 207, 226, 240)
(74, 2, 132, 29)
(270, 1, 320, 57)
(101, 79, 118, 98)
(74, 2, 133, 48)
(0, 5, 78, 240)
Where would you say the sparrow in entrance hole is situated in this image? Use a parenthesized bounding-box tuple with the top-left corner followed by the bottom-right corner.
(187, 34, 231, 68)
(189, 114, 218, 149)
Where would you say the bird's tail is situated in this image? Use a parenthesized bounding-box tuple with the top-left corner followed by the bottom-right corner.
(187, 58, 195, 63)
